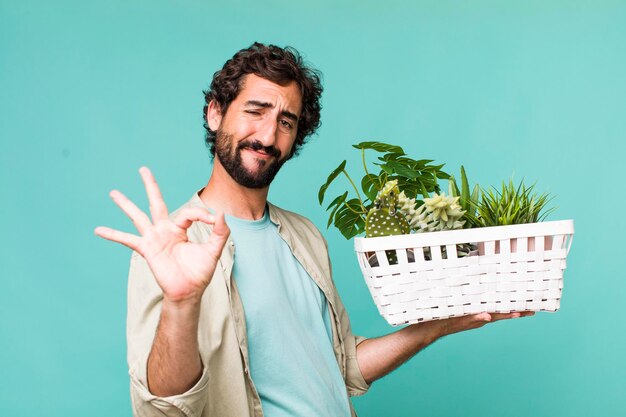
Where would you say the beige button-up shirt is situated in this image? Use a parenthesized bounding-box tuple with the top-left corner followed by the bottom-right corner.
(126, 192, 370, 417)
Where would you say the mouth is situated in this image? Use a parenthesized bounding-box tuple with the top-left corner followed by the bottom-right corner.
(237, 140, 280, 160)
(243, 147, 277, 161)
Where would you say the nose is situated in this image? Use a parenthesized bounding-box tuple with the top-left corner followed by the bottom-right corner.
(256, 117, 278, 147)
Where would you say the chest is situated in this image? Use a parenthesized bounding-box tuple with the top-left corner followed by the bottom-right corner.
(230, 226, 328, 331)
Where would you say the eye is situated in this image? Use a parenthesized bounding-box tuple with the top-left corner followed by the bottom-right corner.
(244, 110, 261, 115)
(280, 120, 293, 129)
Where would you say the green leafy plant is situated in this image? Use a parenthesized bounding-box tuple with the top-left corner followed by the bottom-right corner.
(318, 141, 449, 239)
(319, 141, 558, 242)
(476, 179, 556, 227)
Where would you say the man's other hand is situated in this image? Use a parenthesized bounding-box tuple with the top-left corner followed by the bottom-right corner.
(433, 311, 536, 338)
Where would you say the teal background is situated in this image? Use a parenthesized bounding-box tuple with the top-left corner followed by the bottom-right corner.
(1, 1, 624, 416)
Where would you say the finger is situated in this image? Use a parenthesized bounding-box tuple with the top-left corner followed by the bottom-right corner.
(95, 226, 141, 251)
(492, 313, 520, 322)
(202, 211, 231, 258)
(139, 167, 169, 222)
(110, 190, 152, 233)
(455, 313, 492, 325)
(173, 207, 216, 230)
(489, 311, 535, 322)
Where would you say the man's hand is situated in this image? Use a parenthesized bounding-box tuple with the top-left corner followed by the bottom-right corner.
(434, 311, 535, 338)
(96, 167, 231, 396)
(95, 167, 230, 303)
(356, 311, 535, 384)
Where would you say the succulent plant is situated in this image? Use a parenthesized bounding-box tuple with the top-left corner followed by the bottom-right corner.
(365, 181, 467, 235)
(396, 191, 420, 230)
(409, 192, 472, 259)
(365, 182, 473, 262)
(413, 193, 466, 233)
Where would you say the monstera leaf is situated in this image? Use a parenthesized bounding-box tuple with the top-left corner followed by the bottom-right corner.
(318, 141, 449, 239)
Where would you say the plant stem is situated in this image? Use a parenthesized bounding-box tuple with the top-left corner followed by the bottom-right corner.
(342, 169, 366, 212)
(361, 148, 370, 177)
(345, 202, 367, 217)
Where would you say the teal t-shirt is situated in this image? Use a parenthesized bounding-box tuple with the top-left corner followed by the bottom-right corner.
(225, 209, 351, 417)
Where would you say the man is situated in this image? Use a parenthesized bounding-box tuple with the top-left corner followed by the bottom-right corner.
(95, 42, 531, 417)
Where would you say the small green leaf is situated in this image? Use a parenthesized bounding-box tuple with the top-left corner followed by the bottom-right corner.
(383, 160, 419, 179)
(378, 152, 404, 161)
(352, 141, 405, 155)
(325, 192, 348, 228)
(460, 166, 470, 210)
(361, 174, 380, 202)
(325, 191, 348, 210)
(414, 159, 434, 166)
(318, 160, 346, 205)
(448, 175, 460, 197)
(334, 202, 365, 239)
(471, 185, 480, 205)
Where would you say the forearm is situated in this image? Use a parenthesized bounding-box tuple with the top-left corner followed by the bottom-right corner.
(355, 312, 530, 384)
(147, 298, 203, 396)
(356, 320, 445, 384)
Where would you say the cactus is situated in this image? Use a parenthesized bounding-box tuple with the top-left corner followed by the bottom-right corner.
(366, 181, 473, 262)
(365, 181, 410, 238)
(365, 180, 410, 264)
(366, 183, 466, 236)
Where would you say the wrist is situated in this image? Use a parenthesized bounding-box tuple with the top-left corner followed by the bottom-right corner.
(162, 288, 205, 307)
(161, 296, 203, 320)
(412, 319, 448, 344)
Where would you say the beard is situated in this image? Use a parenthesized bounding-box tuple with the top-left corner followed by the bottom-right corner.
(214, 129, 287, 189)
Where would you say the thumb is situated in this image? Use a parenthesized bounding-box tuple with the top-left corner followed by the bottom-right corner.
(203, 211, 230, 257)
(211, 211, 230, 240)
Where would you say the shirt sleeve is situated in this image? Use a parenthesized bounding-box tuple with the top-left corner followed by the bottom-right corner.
(126, 252, 210, 417)
(333, 289, 371, 397)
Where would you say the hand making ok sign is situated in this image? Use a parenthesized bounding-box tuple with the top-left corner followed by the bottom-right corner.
(94, 167, 230, 303)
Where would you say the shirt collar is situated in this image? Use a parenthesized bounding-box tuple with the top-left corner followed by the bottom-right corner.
(190, 188, 282, 228)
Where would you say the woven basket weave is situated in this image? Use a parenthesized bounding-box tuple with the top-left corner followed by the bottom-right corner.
(354, 220, 574, 326)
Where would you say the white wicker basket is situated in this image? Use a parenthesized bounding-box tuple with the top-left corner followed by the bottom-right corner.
(354, 220, 574, 326)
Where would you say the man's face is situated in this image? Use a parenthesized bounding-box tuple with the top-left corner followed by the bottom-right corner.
(207, 74, 302, 189)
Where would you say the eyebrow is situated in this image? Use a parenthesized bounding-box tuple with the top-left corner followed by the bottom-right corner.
(244, 100, 299, 122)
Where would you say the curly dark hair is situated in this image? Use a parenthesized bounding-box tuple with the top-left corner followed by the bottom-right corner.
(203, 42, 323, 159)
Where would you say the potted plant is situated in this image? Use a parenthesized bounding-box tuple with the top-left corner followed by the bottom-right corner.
(473, 179, 555, 254)
(319, 141, 574, 326)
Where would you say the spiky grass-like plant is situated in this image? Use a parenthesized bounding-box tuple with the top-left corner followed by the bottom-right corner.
(476, 179, 556, 227)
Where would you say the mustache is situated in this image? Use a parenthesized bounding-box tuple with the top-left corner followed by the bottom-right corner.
(237, 140, 281, 158)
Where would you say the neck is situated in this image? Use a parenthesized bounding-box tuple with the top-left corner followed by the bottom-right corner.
(199, 158, 269, 221)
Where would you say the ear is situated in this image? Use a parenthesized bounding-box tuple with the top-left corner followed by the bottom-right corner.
(206, 100, 223, 131)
